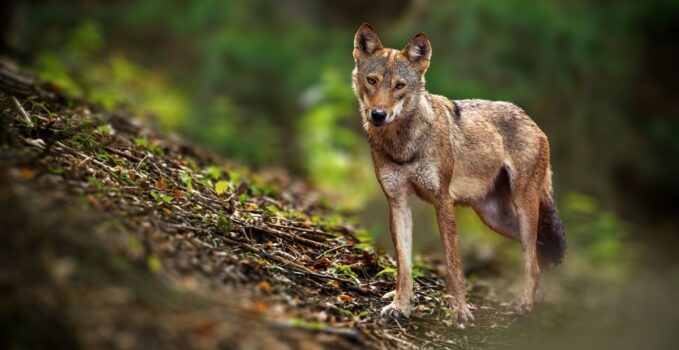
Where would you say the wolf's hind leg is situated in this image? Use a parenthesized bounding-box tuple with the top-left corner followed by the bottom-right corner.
(535, 267, 548, 303)
(513, 194, 541, 314)
(473, 166, 521, 242)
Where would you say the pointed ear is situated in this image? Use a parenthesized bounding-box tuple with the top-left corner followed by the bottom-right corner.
(353, 23, 383, 61)
(402, 33, 432, 73)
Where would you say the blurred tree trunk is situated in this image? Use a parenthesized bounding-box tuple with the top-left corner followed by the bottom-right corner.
(0, 0, 15, 54)
(614, 6, 679, 254)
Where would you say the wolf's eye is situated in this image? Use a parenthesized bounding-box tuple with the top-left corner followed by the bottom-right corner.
(395, 83, 406, 90)
(367, 77, 377, 85)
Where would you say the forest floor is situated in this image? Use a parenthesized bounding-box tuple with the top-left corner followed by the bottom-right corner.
(0, 61, 563, 349)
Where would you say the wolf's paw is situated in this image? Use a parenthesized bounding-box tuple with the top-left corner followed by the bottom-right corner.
(512, 297, 534, 315)
(381, 290, 396, 300)
(447, 299, 474, 328)
(380, 301, 412, 320)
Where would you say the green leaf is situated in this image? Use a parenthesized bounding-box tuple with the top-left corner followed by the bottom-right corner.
(376, 266, 397, 277)
(134, 137, 163, 155)
(332, 306, 355, 317)
(332, 263, 358, 280)
(179, 171, 193, 190)
(265, 204, 280, 214)
(217, 216, 232, 233)
(134, 137, 150, 148)
(125, 237, 142, 255)
(238, 192, 249, 203)
(150, 191, 173, 203)
(197, 177, 212, 188)
(355, 242, 373, 251)
(206, 166, 222, 180)
(215, 180, 229, 195)
(289, 317, 326, 331)
(147, 256, 162, 273)
(95, 124, 114, 135)
(356, 229, 373, 243)
(227, 170, 241, 183)
(48, 166, 64, 175)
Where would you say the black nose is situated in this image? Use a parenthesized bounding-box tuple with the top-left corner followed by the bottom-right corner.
(370, 109, 387, 124)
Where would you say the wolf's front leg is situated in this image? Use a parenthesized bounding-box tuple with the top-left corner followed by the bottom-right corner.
(380, 194, 414, 319)
(435, 194, 474, 326)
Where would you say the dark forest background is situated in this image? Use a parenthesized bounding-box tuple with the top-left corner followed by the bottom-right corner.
(2, 0, 678, 315)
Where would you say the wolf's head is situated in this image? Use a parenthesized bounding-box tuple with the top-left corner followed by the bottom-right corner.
(352, 23, 431, 129)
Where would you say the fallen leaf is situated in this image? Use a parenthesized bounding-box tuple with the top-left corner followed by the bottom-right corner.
(338, 294, 353, 303)
(251, 300, 268, 313)
(215, 180, 229, 195)
(154, 178, 168, 189)
(217, 216, 231, 233)
(328, 281, 340, 289)
(85, 194, 98, 205)
(147, 256, 162, 273)
(172, 188, 184, 198)
(181, 276, 199, 291)
(313, 258, 332, 269)
(75, 105, 91, 116)
(258, 280, 271, 293)
(150, 190, 173, 203)
(265, 204, 279, 214)
(192, 321, 216, 337)
(244, 202, 258, 210)
(18, 168, 35, 181)
(206, 166, 222, 180)
(179, 172, 193, 190)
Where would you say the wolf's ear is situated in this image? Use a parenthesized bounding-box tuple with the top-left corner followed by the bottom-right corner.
(402, 33, 432, 73)
(353, 23, 383, 61)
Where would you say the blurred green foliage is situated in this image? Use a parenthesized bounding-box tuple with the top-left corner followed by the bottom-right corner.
(298, 69, 377, 207)
(35, 21, 189, 130)
(560, 193, 631, 282)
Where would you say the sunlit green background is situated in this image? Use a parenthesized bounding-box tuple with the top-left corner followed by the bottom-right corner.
(3, 0, 678, 346)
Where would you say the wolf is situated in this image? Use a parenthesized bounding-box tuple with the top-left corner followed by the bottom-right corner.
(351, 23, 566, 326)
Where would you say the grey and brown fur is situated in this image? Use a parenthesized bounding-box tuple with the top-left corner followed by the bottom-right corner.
(351, 24, 566, 326)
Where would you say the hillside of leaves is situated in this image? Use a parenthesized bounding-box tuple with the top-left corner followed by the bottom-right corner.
(0, 61, 555, 349)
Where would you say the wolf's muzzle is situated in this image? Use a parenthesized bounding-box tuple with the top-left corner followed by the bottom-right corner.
(370, 109, 387, 126)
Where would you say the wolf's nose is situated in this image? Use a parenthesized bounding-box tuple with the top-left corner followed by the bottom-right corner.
(371, 109, 387, 124)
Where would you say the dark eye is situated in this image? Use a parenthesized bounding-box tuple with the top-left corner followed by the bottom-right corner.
(367, 77, 376, 85)
(395, 83, 406, 90)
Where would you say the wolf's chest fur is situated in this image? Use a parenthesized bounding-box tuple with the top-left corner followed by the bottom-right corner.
(377, 157, 442, 203)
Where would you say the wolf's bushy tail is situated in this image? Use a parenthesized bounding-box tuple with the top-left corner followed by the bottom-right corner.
(537, 197, 566, 267)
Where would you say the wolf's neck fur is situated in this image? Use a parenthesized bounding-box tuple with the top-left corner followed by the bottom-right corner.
(366, 91, 437, 164)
